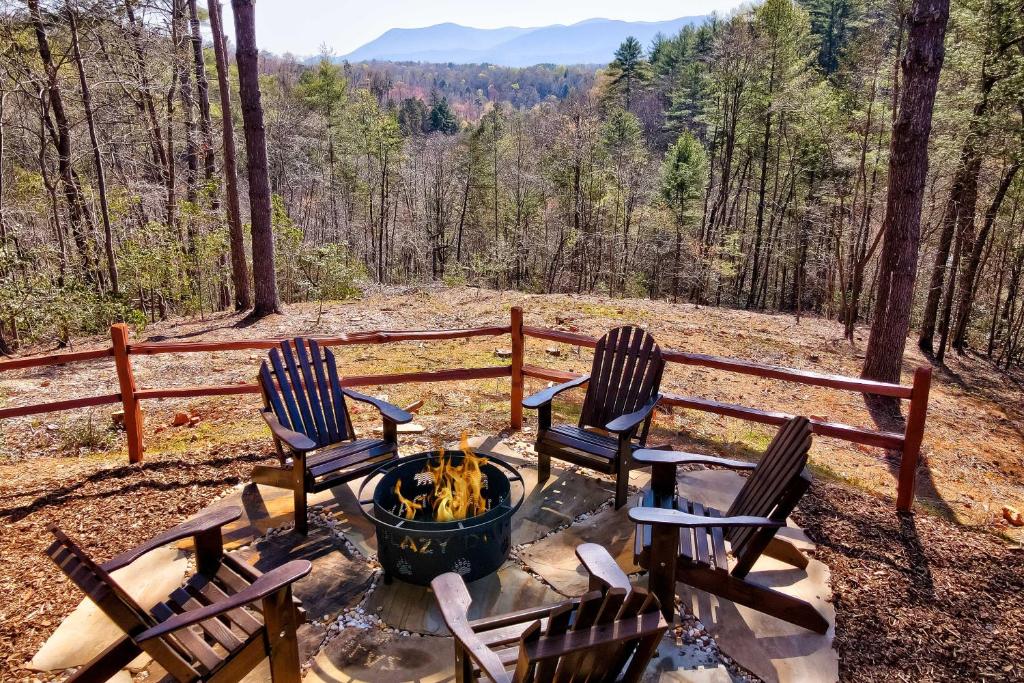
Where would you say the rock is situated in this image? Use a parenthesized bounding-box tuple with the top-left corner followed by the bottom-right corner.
(544, 347, 561, 357)
(111, 410, 125, 427)
(494, 349, 513, 359)
(1002, 505, 1023, 526)
(188, 416, 201, 427)
(172, 412, 190, 426)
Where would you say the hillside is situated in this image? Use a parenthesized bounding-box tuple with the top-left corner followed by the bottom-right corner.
(2, 288, 1023, 681)
(1, 287, 1021, 539)
(340, 16, 707, 66)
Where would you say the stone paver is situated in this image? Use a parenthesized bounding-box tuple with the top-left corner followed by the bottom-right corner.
(643, 633, 736, 682)
(364, 561, 561, 636)
(235, 526, 375, 621)
(179, 483, 296, 551)
(29, 547, 187, 672)
(520, 504, 640, 596)
(306, 630, 455, 683)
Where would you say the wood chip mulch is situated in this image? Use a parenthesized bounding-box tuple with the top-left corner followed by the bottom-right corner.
(796, 480, 1024, 682)
(3, 446, 1023, 682)
(0, 447, 275, 682)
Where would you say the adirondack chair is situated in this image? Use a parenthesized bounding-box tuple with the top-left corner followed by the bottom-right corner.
(629, 416, 829, 633)
(45, 506, 311, 682)
(431, 543, 668, 683)
(255, 337, 413, 534)
(522, 326, 664, 509)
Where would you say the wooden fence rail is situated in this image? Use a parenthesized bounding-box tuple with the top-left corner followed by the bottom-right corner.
(0, 306, 931, 510)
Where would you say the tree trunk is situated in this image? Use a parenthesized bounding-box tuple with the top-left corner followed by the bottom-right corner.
(951, 161, 1020, 352)
(186, 0, 216, 184)
(862, 0, 950, 393)
(67, 2, 118, 293)
(231, 0, 281, 316)
(207, 0, 251, 310)
(28, 0, 101, 287)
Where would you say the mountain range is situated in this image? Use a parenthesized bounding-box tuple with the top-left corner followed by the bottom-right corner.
(339, 17, 707, 67)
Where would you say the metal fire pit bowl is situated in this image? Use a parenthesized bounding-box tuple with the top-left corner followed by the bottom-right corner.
(357, 450, 525, 585)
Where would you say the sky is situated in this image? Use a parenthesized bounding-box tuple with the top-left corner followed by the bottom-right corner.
(219, 0, 749, 57)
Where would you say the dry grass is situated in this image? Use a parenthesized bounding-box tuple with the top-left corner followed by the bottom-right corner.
(1, 285, 1022, 681)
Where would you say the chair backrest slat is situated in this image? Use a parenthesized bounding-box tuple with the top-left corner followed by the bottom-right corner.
(726, 417, 812, 572)
(309, 339, 340, 443)
(325, 348, 353, 441)
(579, 327, 664, 433)
(514, 587, 666, 683)
(293, 338, 329, 442)
(279, 341, 316, 439)
(267, 348, 305, 433)
(258, 338, 353, 448)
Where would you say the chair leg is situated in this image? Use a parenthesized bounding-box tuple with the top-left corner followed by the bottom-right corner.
(293, 485, 308, 535)
(615, 467, 630, 509)
(453, 641, 473, 683)
(537, 447, 551, 483)
(263, 586, 302, 683)
(614, 437, 632, 509)
(648, 523, 679, 623)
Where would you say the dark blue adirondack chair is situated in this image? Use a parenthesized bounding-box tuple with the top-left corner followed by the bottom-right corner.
(255, 337, 412, 534)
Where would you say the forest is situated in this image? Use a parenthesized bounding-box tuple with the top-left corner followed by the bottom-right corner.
(0, 0, 1022, 373)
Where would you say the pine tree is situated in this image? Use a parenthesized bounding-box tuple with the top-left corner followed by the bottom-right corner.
(429, 95, 459, 135)
(606, 36, 652, 111)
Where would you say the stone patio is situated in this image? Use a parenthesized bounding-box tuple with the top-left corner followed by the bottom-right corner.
(30, 436, 837, 683)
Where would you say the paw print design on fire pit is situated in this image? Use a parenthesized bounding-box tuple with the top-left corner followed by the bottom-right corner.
(452, 558, 472, 576)
(396, 558, 413, 576)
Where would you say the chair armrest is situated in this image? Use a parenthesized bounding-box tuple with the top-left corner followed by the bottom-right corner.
(341, 388, 413, 424)
(631, 449, 757, 470)
(135, 560, 312, 643)
(261, 410, 317, 452)
(522, 374, 590, 409)
(629, 507, 785, 529)
(431, 573, 513, 683)
(102, 506, 242, 572)
(605, 395, 661, 434)
(575, 543, 631, 591)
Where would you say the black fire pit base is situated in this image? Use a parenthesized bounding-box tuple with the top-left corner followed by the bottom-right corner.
(358, 451, 525, 586)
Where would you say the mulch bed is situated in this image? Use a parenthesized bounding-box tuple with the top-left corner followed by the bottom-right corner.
(797, 480, 1024, 682)
(0, 445, 276, 682)
(2, 443, 1022, 682)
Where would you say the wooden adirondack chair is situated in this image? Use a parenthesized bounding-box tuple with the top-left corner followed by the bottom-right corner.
(45, 506, 311, 682)
(255, 337, 413, 534)
(431, 543, 668, 683)
(629, 416, 828, 633)
(522, 326, 664, 509)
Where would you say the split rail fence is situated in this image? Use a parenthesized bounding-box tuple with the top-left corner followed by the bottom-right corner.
(0, 306, 931, 510)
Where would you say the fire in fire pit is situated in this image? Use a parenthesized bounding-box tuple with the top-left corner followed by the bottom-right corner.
(359, 435, 524, 585)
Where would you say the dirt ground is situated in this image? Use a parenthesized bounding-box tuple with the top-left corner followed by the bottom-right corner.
(1, 285, 1023, 681)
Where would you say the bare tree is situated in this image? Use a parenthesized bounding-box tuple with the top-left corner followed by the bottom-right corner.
(207, 0, 251, 310)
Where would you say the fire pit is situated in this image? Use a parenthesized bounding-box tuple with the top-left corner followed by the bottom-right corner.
(358, 441, 524, 585)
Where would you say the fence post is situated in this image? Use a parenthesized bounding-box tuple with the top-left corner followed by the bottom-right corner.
(510, 306, 524, 431)
(896, 365, 932, 512)
(111, 324, 144, 463)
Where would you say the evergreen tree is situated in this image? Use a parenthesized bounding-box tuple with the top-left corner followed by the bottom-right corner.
(429, 95, 459, 134)
(606, 36, 652, 111)
(661, 132, 708, 300)
(398, 97, 429, 136)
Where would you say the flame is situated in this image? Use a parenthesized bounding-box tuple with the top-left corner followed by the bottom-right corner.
(393, 431, 489, 522)
(393, 480, 423, 520)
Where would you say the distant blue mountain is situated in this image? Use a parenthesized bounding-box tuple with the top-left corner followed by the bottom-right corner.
(340, 17, 707, 67)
